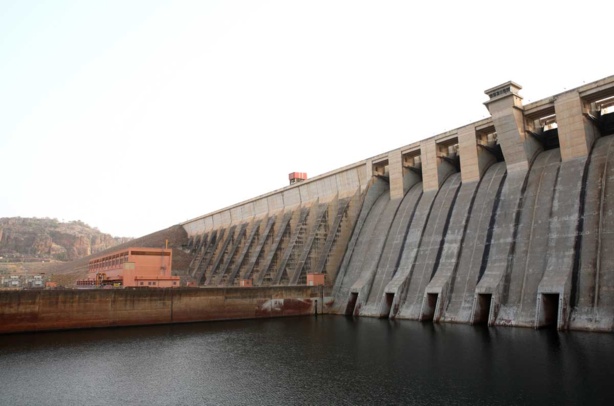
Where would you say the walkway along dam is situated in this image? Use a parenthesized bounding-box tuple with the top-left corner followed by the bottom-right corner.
(180, 76, 614, 332)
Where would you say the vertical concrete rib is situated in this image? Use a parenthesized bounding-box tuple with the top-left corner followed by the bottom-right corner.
(290, 204, 329, 285)
(472, 164, 529, 324)
(225, 218, 263, 286)
(330, 179, 388, 314)
(195, 228, 223, 284)
(359, 182, 422, 317)
(385, 187, 438, 318)
(574, 136, 614, 330)
(591, 136, 614, 330)
(536, 152, 590, 329)
(471, 81, 542, 322)
(188, 232, 209, 277)
(213, 222, 248, 285)
(347, 192, 403, 315)
(495, 150, 561, 326)
(319, 192, 363, 288)
(395, 173, 462, 320)
(422, 178, 480, 322)
(254, 211, 294, 285)
(440, 162, 506, 323)
(205, 225, 237, 285)
(271, 207, 310, 285)
(242, 215, 276, 281)
(198, 233, 207, 249)
(314, 197, 350, 275)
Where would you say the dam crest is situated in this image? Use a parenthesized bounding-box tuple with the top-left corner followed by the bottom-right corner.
(181, 76, 614, 332)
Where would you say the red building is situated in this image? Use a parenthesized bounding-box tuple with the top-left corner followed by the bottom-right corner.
(306, 273, 325, 286)
(78, 247, 180, 288)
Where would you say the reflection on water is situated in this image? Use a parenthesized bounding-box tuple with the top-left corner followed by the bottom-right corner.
(0, 317, 612, 405)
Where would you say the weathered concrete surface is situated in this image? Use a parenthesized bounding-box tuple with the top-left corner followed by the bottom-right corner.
(498, 149, 561, 327)
(331, 133, 613, 332)
(0, 287, 322, 334)
(572, 137, 614, 331)
(535, 154, 588, 329)
(395, 173, 462, 320)
(422, 179, 479, 322)
(176, 75, 614, 332)
(385, 188, 438, 318)
(441, 162, 507, 323)
(471, 166, 529, 324)
(330, 179, 388, 314)
(359, 182, 422, 317)
(348, 193, 403, 316)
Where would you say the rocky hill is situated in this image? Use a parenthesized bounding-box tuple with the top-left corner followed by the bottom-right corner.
(0, 217, 131, 261)
(45, 225, 191, 287)
(52, 223, 189, 266)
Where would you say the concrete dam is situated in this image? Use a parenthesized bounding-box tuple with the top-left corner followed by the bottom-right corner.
(181, 76, 614, 332)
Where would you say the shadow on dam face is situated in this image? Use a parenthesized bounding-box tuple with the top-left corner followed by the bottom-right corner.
(381, 292, 395, 318)
(420, 293, 438, 322)
(472, 294, 492, 325)
(345, 292, 358, 316)
(537, 293, 560, 329)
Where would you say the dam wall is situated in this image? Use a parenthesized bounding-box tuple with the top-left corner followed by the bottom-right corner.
(181, 162, 372, 289)
(0, 287, 322, 334)
(181, 75, 614, 332)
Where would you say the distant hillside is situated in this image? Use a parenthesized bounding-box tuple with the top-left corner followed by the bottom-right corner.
(46, 225, 191, 286)
(0, 217, 131, 261)
(55, 225, 191, 270)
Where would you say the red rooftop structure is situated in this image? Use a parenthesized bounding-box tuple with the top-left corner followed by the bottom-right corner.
(289, 172, 307, 185)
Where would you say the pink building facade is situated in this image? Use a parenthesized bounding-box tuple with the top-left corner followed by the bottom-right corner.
(83, 247, 180, 288)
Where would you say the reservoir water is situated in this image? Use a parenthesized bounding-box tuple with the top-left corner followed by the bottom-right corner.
(0, 316, 612, 405)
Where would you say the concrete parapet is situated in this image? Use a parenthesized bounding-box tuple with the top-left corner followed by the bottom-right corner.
(283, 188, 302, 209)
(266, 193, 285, 213)
(254, 199, 270, 218)
(182, 163, 368, 236)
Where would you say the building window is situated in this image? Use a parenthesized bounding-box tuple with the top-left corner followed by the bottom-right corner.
(140, 282, 144, 286)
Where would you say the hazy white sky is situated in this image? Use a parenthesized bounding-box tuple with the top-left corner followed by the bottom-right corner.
(1, 0, 613, 238)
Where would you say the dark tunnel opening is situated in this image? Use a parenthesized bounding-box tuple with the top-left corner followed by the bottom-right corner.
(473, 294, 492, 325)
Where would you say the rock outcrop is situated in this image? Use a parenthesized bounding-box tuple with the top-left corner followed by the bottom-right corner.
(0, 217, 130, 261)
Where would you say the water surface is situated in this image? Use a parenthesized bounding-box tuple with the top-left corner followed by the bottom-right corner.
(0, 316, 612, 405)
